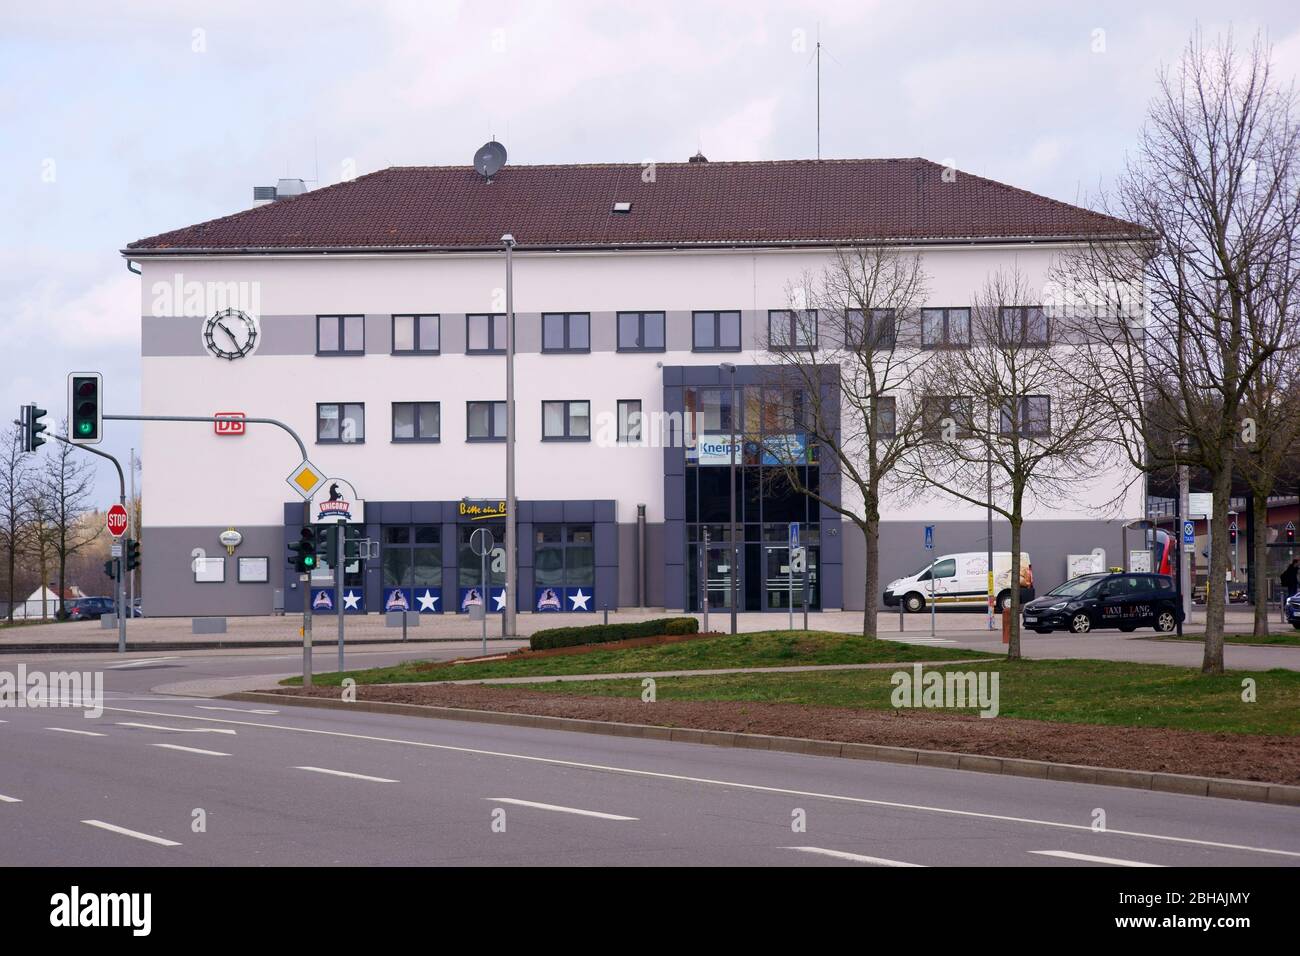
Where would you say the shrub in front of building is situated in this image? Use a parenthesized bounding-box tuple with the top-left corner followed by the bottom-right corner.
(530, 617, 699, 651)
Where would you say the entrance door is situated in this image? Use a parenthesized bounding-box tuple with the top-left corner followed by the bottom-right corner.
(707, 544, 740, 610)
(763, 546, 820, 612)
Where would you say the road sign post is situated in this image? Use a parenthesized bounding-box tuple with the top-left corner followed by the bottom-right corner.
(924, 525, 936, 637)
(470, 527, 495, 656)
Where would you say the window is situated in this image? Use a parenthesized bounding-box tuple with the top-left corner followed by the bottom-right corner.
(392, 402, 441, 442)
(237, 556, 269, 583)
(847, 309, 896, 350)
(382, 525, 442, 596)
(193, 557, 225, 583)
(1000, 395, 1051, 437)
(534, 524, 596, 590)
(467, 401, 507, 441)
(617, 312, 666, 351)
(317, 315, 365, 355)
(542, 400, 591, 440)
(873, 396, 897, 439)
(317, 403, 365, 443)
(998, 306, 1050, 346)
(692, 310, 741, 351)
(920, 308, 971, 348)
(768, 309, 817, 350)
(467, 314, 507, 353)
(618, 399, 643, 443)
(392, 315, 440, 354)
(924, 395, 974, 438)
(542, 313, 590, 353)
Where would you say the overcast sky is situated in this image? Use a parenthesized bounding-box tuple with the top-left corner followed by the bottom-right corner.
(3, 0, 1300, 504)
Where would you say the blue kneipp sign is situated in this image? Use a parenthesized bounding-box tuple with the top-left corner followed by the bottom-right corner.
(924, 525, 934, 551)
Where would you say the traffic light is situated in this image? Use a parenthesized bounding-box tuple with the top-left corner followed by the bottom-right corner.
(288, 527, 317, 574)
(19, 403, 48, 453)
(125, 538, 141, 573)
(1288, 525, 1296, 546)
(67, 372, 103, 445)
(103, 559, 118, 581)
(1228, 525, 1237, 545)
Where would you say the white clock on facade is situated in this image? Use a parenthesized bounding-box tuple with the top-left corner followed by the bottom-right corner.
(202, 308, 259, 360)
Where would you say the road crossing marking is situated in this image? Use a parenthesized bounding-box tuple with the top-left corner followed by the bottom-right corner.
(1030, 850, 1163, 867)
(486, 797, 637, 821)
(784, 846, 924, 866)
(117, 722, 236, 735)
(47, 727, 107, 737)
(153, 743, 231, 757)
(108, 657, 179, 669)
(294, 766, 398, 783)
(81, 820, 181, 847)
(99, 705, 1300, 860)
(0, 794, 21, 803)
(197, 705, 280, 715)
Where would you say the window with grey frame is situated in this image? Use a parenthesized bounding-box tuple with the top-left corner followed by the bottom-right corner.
(873, 396, 897, 439)
(542, 313, 590, 353)
(997, 306, 1050, 346)
(466, 313, 506, 354)
(692, 310, 741, 352)
(1000, 395, 1051, 437)
(920, 308, 970, 349)
(847, 308, 896, 350)
(466, 401, 506, 441)
(542, 400, 590, 440)
(617, 311, 665, 351)
(768, 309, 817, 350)
(317, 315, 365, 355)
(392, 314, 440, 354)
(316, 402, 365, 443)
(617, 399, 642, 443)
(923, 395, 974, 438)
(392, 402, 440, 442)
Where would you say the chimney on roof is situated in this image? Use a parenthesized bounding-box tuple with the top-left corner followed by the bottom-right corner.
(688, 151, 708, 163)
(252, 178, 308, 206)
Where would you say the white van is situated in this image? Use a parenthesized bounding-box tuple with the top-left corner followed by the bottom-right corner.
(883, 551, 1034, 613)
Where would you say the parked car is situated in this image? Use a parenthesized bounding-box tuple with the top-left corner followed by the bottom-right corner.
(60, 597, 117, 621)
(1021, 572, 1183, 634)
(1284, 592, 1300, 630)
(884, 551, 1033, 613)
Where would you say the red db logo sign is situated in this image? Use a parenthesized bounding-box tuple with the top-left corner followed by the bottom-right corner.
(215, 412, 246, 436)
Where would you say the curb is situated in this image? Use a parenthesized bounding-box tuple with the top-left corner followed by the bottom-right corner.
(223, 690, 1300, 808)
(0, 638, 518, 655)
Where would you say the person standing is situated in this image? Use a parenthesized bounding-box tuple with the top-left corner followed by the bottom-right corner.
(1280, 558, 1299, 601)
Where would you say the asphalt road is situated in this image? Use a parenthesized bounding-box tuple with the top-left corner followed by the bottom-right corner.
(1, 645, 1297, 867)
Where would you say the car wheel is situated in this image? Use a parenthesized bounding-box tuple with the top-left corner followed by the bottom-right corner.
(1069, 612, 1092, 634)
(996, 590, 1012, 612)
(1154, 610, 1177, 632)
(903, 592, 926, 613)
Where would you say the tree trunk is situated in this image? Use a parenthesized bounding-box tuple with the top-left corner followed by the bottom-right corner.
(1008, 516, 1023, 660)
(1202, 465, 1232, 674)
(1251, 491, 1270, 638)
(862, 514, 879, 638)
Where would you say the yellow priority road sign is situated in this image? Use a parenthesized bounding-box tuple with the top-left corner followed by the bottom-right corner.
(286, 460, 327, 500)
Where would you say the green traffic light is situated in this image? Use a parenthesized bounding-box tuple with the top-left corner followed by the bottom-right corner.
(303, 555, 316, 569)
(77, 420, 92, 435)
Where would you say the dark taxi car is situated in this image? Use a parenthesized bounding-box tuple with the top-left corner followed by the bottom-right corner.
(1021, 572, 1183, 634)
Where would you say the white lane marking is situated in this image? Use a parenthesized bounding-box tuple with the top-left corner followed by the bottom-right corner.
(1030, 850, 1163, 867)
(0, 793, 21, 803)
(153, 743, 231, 757)
(294, 766, 398, 783)
(81, 820, 181, 847)
(117, 722, 236, 735)
(486, 797, 637, 821)
(100, 705, 1300, 860)
(47, 727, 108, 737)
(785, 846, 924, 866)
(196, 705, 280, 715)
(108, 657, 179, 669)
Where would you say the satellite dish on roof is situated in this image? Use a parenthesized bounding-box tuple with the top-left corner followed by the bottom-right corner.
(474, 140, 507, 179)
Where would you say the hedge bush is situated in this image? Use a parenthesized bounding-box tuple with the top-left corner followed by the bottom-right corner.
(529, 616, 699, 651)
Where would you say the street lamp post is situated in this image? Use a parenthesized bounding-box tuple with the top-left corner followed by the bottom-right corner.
(502, 233, 517, 638)
(721, 362, 738, 634)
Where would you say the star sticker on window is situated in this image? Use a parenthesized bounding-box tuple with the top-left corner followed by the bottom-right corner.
(569, 588, 591, 611)
(342, 589, 362, 610)
(417, 589, 438, 612)
(492, 589, 507, 611)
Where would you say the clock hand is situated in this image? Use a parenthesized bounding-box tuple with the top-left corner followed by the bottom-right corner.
(218, 321, 241, 349)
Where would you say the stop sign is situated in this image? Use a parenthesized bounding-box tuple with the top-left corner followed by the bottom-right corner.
(106, 504, 128, 538)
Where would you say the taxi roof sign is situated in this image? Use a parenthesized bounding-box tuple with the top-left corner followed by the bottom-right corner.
(286, 460, 327, 500)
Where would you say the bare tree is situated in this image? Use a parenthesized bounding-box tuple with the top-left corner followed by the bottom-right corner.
(0, 425, 33, 622)
(904, 268, 1121, 659)
(40, 428, 99, 618)
(1058, 29, 1300, 673)
(762, 246, 930, 635)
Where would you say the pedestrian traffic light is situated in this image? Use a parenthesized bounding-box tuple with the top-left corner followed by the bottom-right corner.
(20, 403, 48, 453)
(288, 527, 317, 574)
(67, 373, 102, 445)
(1288, 525, 1296, 546)
(125, 538, 141, 573)
(1228, 525, 1237, 545)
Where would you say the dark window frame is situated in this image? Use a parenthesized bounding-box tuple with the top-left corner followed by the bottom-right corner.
(316, 402, 366, 444)
(616, 311, 667, 352)
(391, 314, 440, 355)
(873, 395, 897, 439)
(466, 313, 506, 355)
(691, 310, 742, 353)
(767, 309, 818, 351)
(847, 308, 897, 350)
(617, 399, 643, 443)
(541, 312, 591, 354)
(920, 307, 971, 350)
(999, 395, 1052, 437)
(541, 399, 592, 442)
(924, 395, 975, 439)
(391, 401, 441, 443)
(997, 306, 1050, 347)
(316, 315, 366, 356)
(466, 400, 507, 442)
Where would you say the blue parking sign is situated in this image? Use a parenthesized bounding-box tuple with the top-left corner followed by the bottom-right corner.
(1182, 520, 1195, 545)
(924, 525, 934, 551)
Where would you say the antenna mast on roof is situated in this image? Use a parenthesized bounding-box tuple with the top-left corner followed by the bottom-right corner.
(816, 25, 821, 160)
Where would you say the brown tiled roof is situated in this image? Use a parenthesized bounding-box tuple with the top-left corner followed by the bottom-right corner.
(125, 158, 1142, 253)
